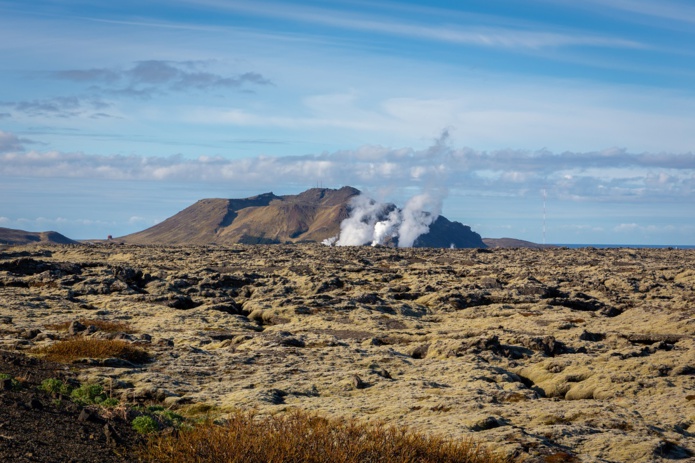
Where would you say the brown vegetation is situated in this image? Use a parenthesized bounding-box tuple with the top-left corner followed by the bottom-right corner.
(33, 338, 150, 363)
(45, 318, 136, 333)
(140, 410, 508, 463)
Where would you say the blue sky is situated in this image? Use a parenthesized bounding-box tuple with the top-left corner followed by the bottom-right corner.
(1, 0, 694, 244)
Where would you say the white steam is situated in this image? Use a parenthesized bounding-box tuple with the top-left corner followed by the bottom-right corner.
(328, 130, 452, 248)
(333, 192, 441, 247)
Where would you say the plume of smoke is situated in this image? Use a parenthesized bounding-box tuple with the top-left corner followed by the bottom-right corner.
(334, 192, 442, 247)
(331, 129, 452, 248)
(371, 209, 400, 246)
(397, 192, 440, 247)
(335, 195, 391, 246)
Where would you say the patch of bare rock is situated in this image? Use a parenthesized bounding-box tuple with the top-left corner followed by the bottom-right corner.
(1, 243, 694, 462)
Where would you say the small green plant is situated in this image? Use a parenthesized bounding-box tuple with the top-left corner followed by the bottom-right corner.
(71, 383, 107, 405)
(39, 378, 71, 396)
(0, 373, 21, 391)
(132, 415, 159, 434)
(157, 409, 185, 427)
(101, 397, 120, 407)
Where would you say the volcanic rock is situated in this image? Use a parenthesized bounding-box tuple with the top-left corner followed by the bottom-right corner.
(2, 243, 694, 462)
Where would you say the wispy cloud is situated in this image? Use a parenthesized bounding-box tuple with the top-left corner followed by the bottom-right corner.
(52, 60, 272, 99)
(3, 60, 273, 119)
(189, 0, 643, 50)
(0, 96, 109, 118)
(0, 130, 28, 153)
(1, 136, 692, 203)
(578, 0, 695, 25)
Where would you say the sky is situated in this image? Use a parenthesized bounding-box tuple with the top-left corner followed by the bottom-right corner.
(1, 0, 694, 245)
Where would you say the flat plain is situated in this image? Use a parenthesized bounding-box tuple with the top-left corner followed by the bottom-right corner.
(1, 243, 694, 462)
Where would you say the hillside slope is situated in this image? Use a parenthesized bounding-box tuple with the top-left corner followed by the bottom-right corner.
(120, 186, 485, 248)
(0, 227, 77, 246)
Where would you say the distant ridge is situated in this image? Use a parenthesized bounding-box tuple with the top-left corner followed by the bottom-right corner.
(121, 187, 359, 245)
(0, 227, 78, 246)
(120, 186, 486, 248)
(483, 237, 556, 249)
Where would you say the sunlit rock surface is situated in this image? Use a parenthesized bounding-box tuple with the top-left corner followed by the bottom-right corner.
(1, 244, 694, 462)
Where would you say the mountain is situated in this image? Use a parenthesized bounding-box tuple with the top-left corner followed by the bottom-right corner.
(120, 186, 486, 248)
(0, 227, 78, 246)
(415, 216, 485, 248)
(121, 187, 358, 245)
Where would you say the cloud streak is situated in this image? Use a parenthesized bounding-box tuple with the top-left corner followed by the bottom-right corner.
(189, 0, 643, 50)
(1, 137, 692, 204)
(562, 0, 695, 26)
(52, 60, 272, 98)
(0, 131, 28, 153)
(0, 96, 109, 118)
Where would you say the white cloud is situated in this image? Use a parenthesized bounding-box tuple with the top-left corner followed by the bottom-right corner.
(0, 131, 26, 153)
(1, 138, 692, 206)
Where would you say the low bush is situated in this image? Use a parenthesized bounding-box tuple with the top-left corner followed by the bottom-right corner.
(39, 378, 72, 396)
(133, 415, 159, 434)
(33, 338, 150, 363)
(71, 383, 107, 405)
(0, 373, 22, 391)
(140, 410, 509, 463)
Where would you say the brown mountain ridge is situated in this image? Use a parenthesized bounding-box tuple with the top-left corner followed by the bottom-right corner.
(0, 227, 78, 246)
(120, 186, 486, 248)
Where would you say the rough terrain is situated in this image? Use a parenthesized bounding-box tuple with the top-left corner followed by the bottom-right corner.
(1, 243, 694, 462)
(0, 350, 141, 462)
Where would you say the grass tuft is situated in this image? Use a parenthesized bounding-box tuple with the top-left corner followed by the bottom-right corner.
(33, 338, 150, 363)
(140, 410, 510, 463)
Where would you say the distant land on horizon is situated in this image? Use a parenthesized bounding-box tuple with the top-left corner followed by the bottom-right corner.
(118, 186, 486, 248)
(3, 185, 692, 249)
(0, 227, 77, 246)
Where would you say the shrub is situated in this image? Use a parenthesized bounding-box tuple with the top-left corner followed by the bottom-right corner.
(33, 338, 150, 363)
(140, 410, 509, 463)
(0, 373, 21, 391)
(39, 378, 71, 396)
(101, 397, 120, 407)
(71, 383, 107, 405)
(157, 409, 185, 428)
(133, 415, 159, 434)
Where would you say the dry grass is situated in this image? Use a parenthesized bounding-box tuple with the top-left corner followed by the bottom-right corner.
(140, 410, 510, 463)
(45, 318, 136, 333)
(33, 338, 150, 363)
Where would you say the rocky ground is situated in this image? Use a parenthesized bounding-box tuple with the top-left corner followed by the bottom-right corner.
(1, 243, 694, 462)
(0, 350, 142, 462)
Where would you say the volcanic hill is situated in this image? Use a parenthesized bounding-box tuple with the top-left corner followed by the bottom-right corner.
(0, 227, 77, 246)
(120, 187, 485, 248)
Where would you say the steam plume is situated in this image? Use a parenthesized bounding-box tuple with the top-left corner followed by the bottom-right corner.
(325, 130, 452, 248)
(330, 191, 441, 247)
